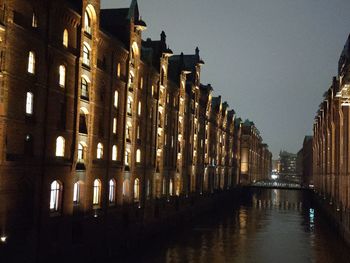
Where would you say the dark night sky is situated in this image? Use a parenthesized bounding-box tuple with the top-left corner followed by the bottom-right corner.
(101, 0, 350, 158)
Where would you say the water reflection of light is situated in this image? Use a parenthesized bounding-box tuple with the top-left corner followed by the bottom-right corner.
(309, 208, 315, 232)
(309, 208, 314, 223)
(239, 208, 247, 229)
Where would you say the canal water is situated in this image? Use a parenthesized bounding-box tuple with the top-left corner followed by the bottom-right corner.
(123, 189, 350, 263)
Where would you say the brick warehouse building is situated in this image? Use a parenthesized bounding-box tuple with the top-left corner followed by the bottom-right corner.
(313, 34, 350, 236)
(0, 0, 272, 261)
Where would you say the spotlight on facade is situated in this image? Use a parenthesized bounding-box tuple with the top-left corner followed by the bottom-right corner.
(0, 236, 7, 243)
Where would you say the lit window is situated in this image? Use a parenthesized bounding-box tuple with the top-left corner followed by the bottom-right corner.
(59, 65, 66, 87)
(109, 179, 116, 203)
(81, 77, 89, 99)
(55, 136, 65, 157)
(127, 96, 132, 114)
(126, 123, 131, 140)
(114, 91, 119, 108)
(26, 92, 34, 115)
(112, 145, 117, 161)
(117, 63, 121, 77)
(136, 149, 141, 163)
(73, 182, 80, 204)
(50, 180, 61, 211)
(97, 143, 103, 159)
(84, 11, 91, 34)
(140, 77, 143, 89)
(134, 178, 140, 202)
(138, 101, 141, 116)
(93, 179, 101, 206)
(169, 179, 173, 196)
(63, 29, 68, 47)
(113, 118, 117, 134)
(77, 143, 84, 161)
(28, 51, 35, 74)
(32, 13, 38, 28)
(83, 44, 90, 66)
(125, 149, 130, 165)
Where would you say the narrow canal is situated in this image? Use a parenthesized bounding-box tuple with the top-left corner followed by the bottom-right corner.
(122, 189, 350, 263)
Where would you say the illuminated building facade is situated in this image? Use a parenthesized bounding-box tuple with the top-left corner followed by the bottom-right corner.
(240, 120, 272, 184)
(0, 0, 271, 260)
(313, 35, 350, 211)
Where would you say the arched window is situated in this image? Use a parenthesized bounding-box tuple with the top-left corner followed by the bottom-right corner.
(140, 77, 143, 89)
(77, 143, 86, 162)
(93, 179, 101, 206)
(63, 29, 68, 47)
(73, 182, 80, 204)
(117, 63, 121, 77)
(26, 92, 34, 115)
(97, 143, 103, 159)
(160, 67, 165, 85)
(125, 149, 130, 165)
(28, 51, 35, 74)
(81, 77, 89, 100)
(59, 65, 66, 87)
(134, 178, 140, 202)
(79, 109, 88, 134)
(138, 101, 141, 116)
(109, 179, 116, 204)
(83, 44, 90, 66)
(126, 123, 131, 140)
(32, 13, 38, 28)
(112, 145, 117, 161)
(127, 96, 132, 115)
(84, 11, 91, 34)
(136, 149, 141, 163)
(50, 180, 62, 212)
(169, 179, 173, 196)
(55, 136, 65, 157)
(113, 118, 117, 134)
(114, 91, 119, 108)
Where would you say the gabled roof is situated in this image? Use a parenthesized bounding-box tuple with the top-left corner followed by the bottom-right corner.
(169, 47, 203, 83)
(142, 31, 172, 70)
(100, 0, 142, 46)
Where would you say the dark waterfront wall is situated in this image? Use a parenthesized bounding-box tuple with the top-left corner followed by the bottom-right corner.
(313, 191, 350, 246)
(0, 189, 241, 262)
